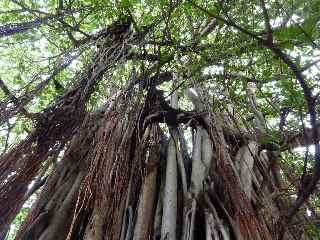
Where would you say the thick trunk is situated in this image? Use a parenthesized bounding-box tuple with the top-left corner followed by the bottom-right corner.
(0, 20, 135, 235)
(15, 111, 101, 240)
(13, 89, 312, 240)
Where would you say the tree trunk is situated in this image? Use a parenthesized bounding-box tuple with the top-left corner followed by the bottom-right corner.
(0, 3, 317, 239)
(11, 85, 312, 240)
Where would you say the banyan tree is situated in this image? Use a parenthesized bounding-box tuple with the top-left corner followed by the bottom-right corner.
(0, 0, 319, 239)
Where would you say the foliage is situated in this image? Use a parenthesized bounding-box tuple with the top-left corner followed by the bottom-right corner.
(0, 0, 319, 239)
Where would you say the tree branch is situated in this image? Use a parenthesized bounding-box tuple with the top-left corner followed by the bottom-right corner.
(190, 0, 320, 223)
(259, 0, 273, 43)
(0, 51, 79, 125)
(1, 1, 86, 38)
(0, 78, 34, 119)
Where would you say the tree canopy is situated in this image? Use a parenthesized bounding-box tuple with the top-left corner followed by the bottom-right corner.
(0, 0, 320, 239)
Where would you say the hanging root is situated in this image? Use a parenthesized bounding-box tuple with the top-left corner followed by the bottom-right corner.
(67, 91, 165, 240)
(14, 110, 102, 240)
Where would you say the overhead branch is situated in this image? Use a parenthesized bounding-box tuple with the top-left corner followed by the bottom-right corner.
(0, 15, 52, 37)
(0, 51, 79, 125)
(199, 18, 219, 38)
(188, 1, 265, 42)
(189, 0, 320, 223)
(259, 0, 273, 43)
(0, 7, 81, 38)
(301, 59, 320, 72)
(0, 78, 35, 120)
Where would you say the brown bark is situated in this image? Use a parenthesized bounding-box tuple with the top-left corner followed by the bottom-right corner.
(11, 89, 314, 240)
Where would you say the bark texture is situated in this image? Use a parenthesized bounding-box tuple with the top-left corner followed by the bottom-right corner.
(10, 86, 313, 240)
(1, 20, 314, 240)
